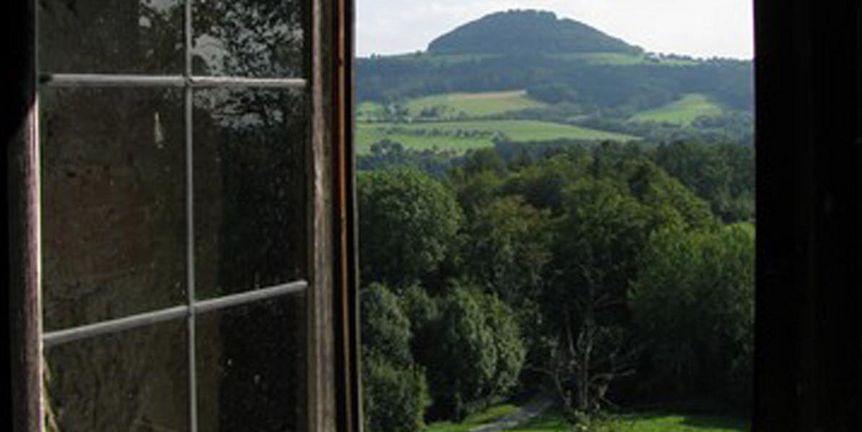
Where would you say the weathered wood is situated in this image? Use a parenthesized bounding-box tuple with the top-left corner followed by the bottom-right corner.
(334, 0, 362, 429)
(6, 1, 42, 431)
(309, 0, 339, 430)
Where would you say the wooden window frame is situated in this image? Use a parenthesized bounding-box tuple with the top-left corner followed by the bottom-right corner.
(4, 0, 360, 431)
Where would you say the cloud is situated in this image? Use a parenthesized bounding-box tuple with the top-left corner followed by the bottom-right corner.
(356, 0, 753, 59)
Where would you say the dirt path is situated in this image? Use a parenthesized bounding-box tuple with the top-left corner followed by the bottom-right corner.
(470, 396, 554, 432)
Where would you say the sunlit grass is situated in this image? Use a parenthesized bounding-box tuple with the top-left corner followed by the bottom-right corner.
(356, 120, 637, 154)
(424, 403, 519, 432)
(629, 94, 724, 125)
(405, 90, 548, 117)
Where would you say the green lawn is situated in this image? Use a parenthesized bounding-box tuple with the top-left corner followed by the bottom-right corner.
(508, 411, 748, 432)
(629, 94, 725, 125)
(424, 403, 747, 432)
(424, 404, 519, 432)
(406, 90, 548, 118)
(357, 120, 637, 154)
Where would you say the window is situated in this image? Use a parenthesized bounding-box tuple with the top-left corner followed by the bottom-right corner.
(7, 0, 358, 431)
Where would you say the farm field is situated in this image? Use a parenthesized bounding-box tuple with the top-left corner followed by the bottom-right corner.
(629, 93, 725, 125)
(406, 90, 548, 117)
(356, 119, 637, 154)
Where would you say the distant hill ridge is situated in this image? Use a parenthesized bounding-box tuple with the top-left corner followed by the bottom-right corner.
(428, 10, 642, 55)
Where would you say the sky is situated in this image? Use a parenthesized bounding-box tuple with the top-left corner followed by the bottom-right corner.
(357, 0, 754, 59)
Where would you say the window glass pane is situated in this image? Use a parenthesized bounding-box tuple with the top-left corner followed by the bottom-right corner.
(41, 87, 186, 331)
(196, 294, 307, 432)
(38, 0, 184, 74)
(192, 0, 306, 77)
(194, 88, 307, 298)
(44, 320, 189, 432)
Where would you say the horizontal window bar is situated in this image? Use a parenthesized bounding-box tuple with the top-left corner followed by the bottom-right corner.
(190, 76, 307, 88)
(43, 305, 188, 347)
(39, 74, 307, 89)
(43, 280, 308, 347)
(192, 280, 308, 314)
(40, 74, 187, 87)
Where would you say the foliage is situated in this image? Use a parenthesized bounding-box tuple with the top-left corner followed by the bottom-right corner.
(629, 224, 754, 406)
(363, 355, 431, 432)
(360, 283, 414, 366)
(425, 285, 526, 420)
(358, 168, 462, 287)
(360, 283, 431, 432)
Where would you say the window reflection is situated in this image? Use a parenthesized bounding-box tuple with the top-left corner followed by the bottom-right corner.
(194, 88, 308, 299)
(193, 0, 307, 77)
(41, 87, 186, 331)
(39, 0, 184, 74)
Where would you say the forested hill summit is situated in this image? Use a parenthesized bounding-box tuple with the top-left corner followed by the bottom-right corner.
(357, 10, 754, 147)
(428, 10, 642, 55)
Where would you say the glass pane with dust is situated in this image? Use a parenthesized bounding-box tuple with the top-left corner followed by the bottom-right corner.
(39, 0, 184, 74)
(41, 87, 187, 331)
(196, 293, 307, 432)
(44, 319, 189, 432)
(193, 88, 308, 298)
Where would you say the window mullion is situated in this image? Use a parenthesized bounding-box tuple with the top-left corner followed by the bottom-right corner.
(184, 0, 197, 430)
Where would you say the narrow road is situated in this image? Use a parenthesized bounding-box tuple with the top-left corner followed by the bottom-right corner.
(470, 396, 554, 432)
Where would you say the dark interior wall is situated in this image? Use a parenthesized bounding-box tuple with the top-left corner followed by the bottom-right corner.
(754, 0, 862, 430)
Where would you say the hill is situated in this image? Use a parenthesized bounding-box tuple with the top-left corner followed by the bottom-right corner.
(356, 10, 754, 150)
(357, 10, 752, 114)
(428, 10, 642, 56)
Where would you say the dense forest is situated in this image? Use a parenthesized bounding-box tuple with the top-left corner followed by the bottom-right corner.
(358, 140, 754, 431)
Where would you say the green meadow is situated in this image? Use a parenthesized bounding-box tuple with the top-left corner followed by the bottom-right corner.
(356, 119, 637, 154)
(629, 93, 725, 125)
(406, 90, 548, 117)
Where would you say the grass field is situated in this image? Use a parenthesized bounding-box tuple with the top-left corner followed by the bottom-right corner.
(424, 404, 519, 432)
(406, 90, 548, 117)
(508, 411, 748, 432)
(424, 405, 748, 432)
(629, 94, 725, 125)
(357, 120, 637, 154)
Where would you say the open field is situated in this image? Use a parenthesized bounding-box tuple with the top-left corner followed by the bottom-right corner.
(425, 404, 748, 432)
(629, 94, 725, 125)
(357, 120, 637, 154)
(424, 404, 519, 432)
(508, 411, 748, 432)
(406, 90, 548, 117)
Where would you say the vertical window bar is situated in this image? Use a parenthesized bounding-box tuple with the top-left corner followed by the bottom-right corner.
(184, 0, 198, 431)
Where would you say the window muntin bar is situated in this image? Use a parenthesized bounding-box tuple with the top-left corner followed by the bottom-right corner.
(43, 280, 308, 347)
(40, 73, 308, 88)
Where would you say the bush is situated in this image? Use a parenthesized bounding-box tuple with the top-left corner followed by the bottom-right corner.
(425, 284, 526, 419)
(363, 355, 431, 432)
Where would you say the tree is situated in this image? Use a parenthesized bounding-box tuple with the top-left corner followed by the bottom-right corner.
(360, 283, 431, 432)
(459, 196, 551, 348)
(629, 224, 754, 406)
(358, 168, 462, 287)
(424, 284, 526, 419)
(537, 178, 649, 415)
